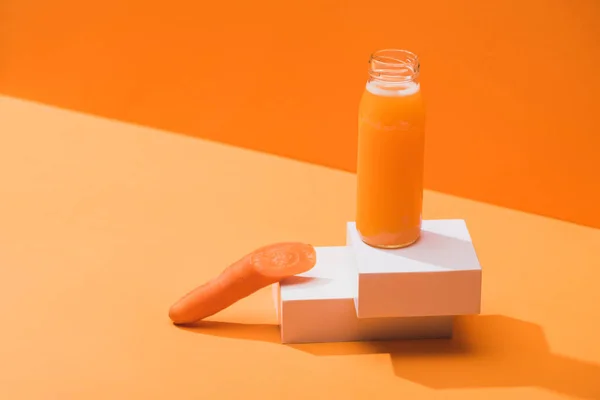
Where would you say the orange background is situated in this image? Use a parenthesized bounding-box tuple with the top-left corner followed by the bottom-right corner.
(2, 0, 600, 228)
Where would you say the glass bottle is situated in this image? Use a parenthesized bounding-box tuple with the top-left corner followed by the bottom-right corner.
(355, 49, 426, 248)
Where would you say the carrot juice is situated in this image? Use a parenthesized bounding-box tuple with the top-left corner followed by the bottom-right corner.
(356, 49, 425, 248)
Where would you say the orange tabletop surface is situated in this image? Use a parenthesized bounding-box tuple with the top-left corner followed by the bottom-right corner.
(1, 95, 600, 399)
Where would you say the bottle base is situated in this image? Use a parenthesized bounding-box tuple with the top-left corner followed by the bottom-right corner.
(357, 229, 421, 249)
(366, 236, 420, 249)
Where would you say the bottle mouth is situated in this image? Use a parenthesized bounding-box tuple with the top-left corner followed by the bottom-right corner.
(369, 49, 420, 83)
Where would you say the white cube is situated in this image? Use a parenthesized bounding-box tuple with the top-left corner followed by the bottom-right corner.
(347, 220, 482, 319)
(274, 246, 453, 344)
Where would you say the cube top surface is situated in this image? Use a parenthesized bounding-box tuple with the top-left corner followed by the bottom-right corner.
(279, 246, 355, 302)
(347, 220, 481, 274)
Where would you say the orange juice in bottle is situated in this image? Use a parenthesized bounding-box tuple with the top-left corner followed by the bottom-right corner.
(356, 49, 425, 248)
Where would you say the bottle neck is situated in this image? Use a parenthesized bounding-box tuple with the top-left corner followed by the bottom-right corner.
(368, 49, 420, 88)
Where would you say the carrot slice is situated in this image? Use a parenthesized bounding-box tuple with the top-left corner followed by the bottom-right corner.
(168, 242, 316, 324)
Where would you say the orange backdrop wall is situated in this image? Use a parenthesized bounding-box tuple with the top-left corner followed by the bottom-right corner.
(2, 0, 599, 228)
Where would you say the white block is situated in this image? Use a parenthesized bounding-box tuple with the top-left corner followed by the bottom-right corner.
(347, 220, 482, 319)
(274, 246, 453, 344)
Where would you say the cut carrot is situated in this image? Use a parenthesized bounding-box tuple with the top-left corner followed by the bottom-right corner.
(168, 242, 316, 325)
